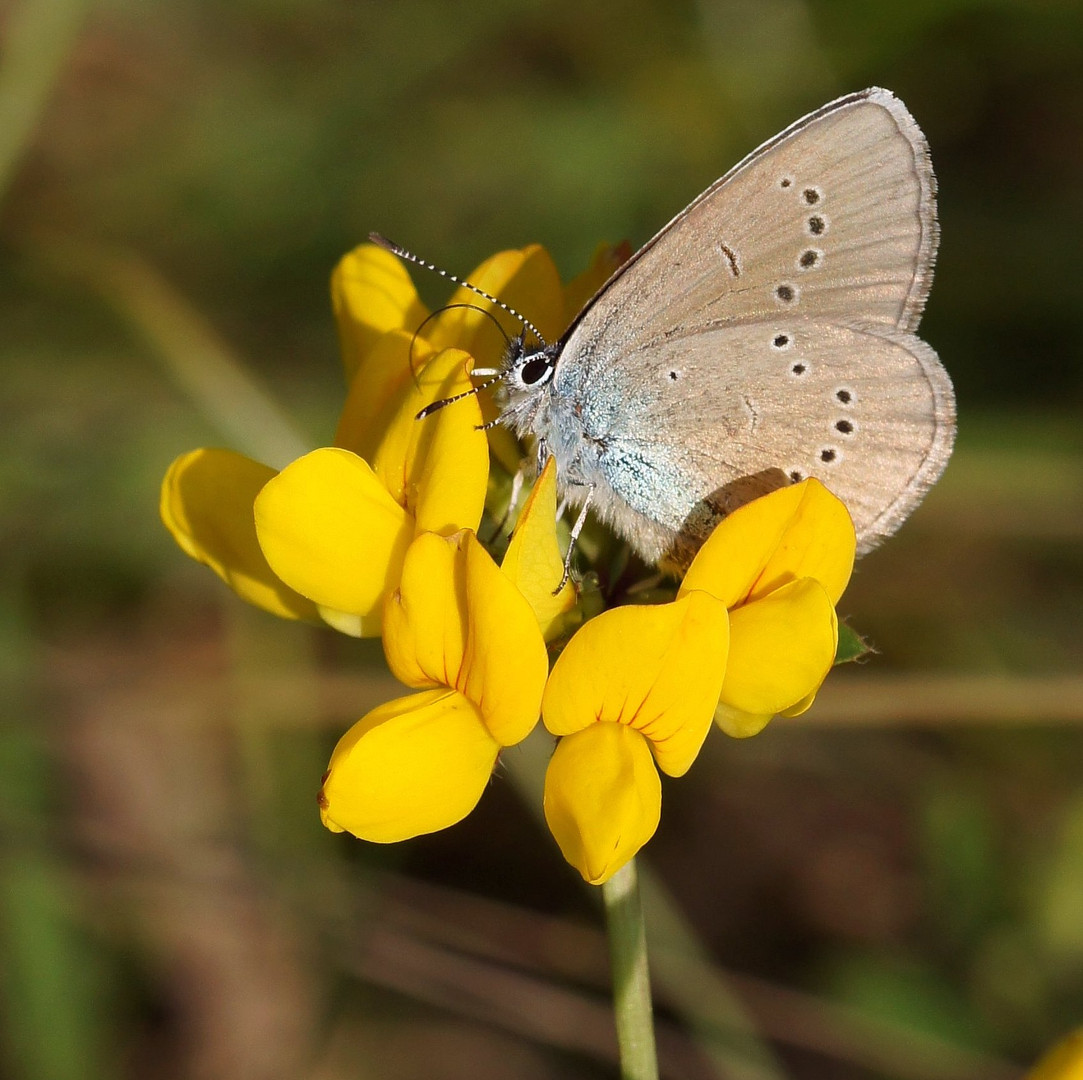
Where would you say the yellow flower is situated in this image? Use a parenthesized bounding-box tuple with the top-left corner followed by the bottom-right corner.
(318, 528, 548, 842)
(160, 448, 320, 623)
(163, 237, 859, 885)
(162, 238, 625, 633)
(1026, 1031, 1083, 1080)
(538, 479, 854, 884)
(254, 348, 488, 636)
(161, 347, 487, 637)
(318, 459, 569, 843)
(680, 478, 856, 737)
(541, 592, 731, 884)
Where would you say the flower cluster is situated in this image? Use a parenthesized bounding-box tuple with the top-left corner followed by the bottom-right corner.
(161, 240, 856, 884)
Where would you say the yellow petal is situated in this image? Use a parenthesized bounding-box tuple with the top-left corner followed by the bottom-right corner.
(383, 532, 547, 746)
(561, 240, 631, 327)
(254, 448, 411, 624)
(779, 688, 818, 719)
(719, 578, 838, 717)
(460, 532, 548, 746)
(412, 370, 491, 538)
(542, 592, 729, 777)
(382, 530, 468, 691)
(425, 246, 565, 371)
(317, 605, 379, 639)
(319, 688, 500, 842)
(543, 723, 661, 886)
(334, 329, 435, 462)
(160, 448, 319, 622)
(331, 243, 429, 383)
(501, 458, 576, 638)
(371, 348, 488, 535)
(680, 479, 855, 608)
(746, 479, 855, 605)
(713, 703, 774, 739)
(1026, 1031, 1083, 1080)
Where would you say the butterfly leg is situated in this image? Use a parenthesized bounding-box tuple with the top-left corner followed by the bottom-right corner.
(554, 483, 595, 595)
(488, 464, 526, 542)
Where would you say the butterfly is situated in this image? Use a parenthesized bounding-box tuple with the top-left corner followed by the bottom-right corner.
(386, 88, 955, 573)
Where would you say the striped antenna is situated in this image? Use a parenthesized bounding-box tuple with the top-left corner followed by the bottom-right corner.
(415, 371, 504, 420)
(369, 232, 548, 346)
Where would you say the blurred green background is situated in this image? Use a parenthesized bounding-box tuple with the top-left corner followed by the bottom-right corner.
(2, 0, 1082, 1077)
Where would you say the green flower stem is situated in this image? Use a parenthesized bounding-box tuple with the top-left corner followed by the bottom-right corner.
(602, 858, 660, 1080)
(507, 729, 782, 1077)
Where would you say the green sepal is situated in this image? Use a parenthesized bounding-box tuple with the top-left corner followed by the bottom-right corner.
(835, 621, 872, 665)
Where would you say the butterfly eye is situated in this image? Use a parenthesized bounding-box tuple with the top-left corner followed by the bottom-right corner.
(520, 356, 552, 386)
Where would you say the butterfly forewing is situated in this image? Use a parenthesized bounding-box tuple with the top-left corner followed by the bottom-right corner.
(564, 89, 937, 375)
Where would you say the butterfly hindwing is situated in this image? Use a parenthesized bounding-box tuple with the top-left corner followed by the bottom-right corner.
(585, 319, 954, 561)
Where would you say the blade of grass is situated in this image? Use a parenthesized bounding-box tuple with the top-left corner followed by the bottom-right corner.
(37, 238, 310, 469)
(0, 0, 87, 205)
(0, 571, 112, 1080)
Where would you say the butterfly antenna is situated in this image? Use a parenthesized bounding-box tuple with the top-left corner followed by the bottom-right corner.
(403, 303, 508, 389)
(369, 232, 548, 346)
(405, 304, 512, 414)
(416, 372, 504, 419)
(414, 303, 514, 358)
